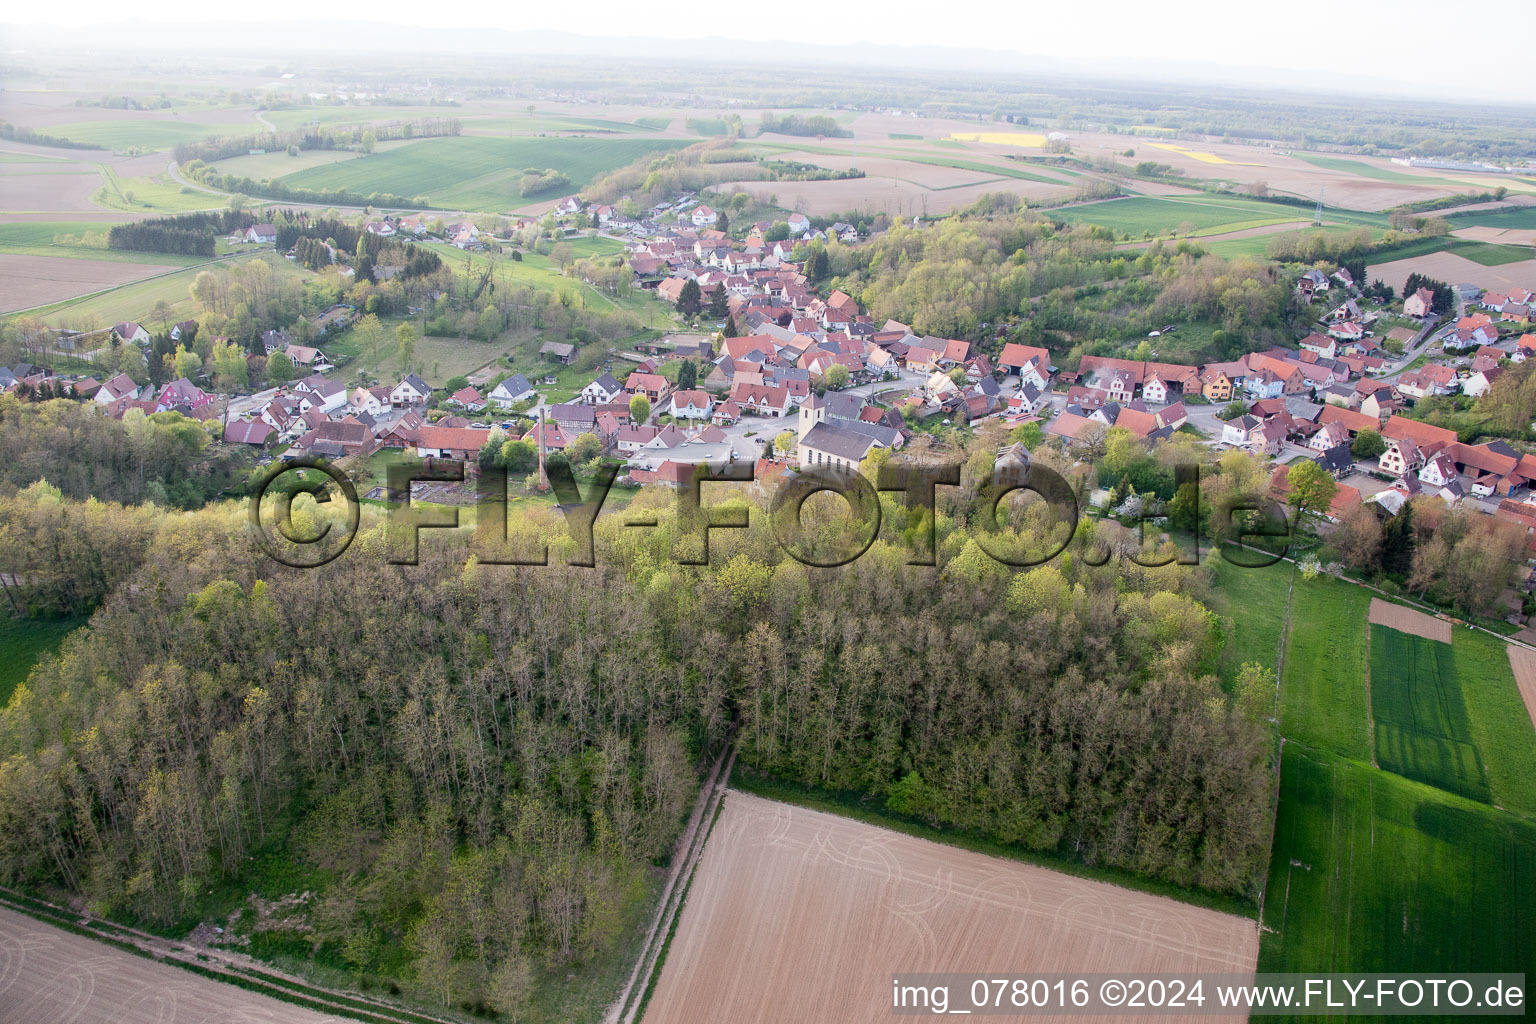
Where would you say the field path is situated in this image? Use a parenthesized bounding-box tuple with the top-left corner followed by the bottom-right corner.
(606, 738, 737, 1024)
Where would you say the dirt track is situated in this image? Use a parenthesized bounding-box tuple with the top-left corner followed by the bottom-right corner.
(0, 907, 348, 1024)
(1369, 598, 1452, 643)
(1507, 647, 1536, 732)
(642, 792, 1258, 1024)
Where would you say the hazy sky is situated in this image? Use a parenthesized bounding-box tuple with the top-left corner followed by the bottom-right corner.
(6, 1, 1531, 103)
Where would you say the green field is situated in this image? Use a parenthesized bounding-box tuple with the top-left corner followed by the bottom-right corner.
(0, 615, 82, 705)
(1279, 575, 1372, 759)
(633, 116, 672, 131)
(210, 147, 364, 180)
(258, 105, 458, 132)
(48, 119, 227, 151)
(1206, 554, 1294, 689)
(888, 133, 923, 140)
(276, 135, 690, 210)
(463, 115, 657, 134)
(93, 166, 222, 213)
(1450, 240, 1534, 266)
(1438, 628, 1536, 814)
(1259, 748, 1536, 998)
(1289, 152, 1472, 189)
(32, 250, 289, 327)
(1447, 206, 1536, 231)
(687, 118, 731, 136)
(1056, 194, 1385, 238)
(1370, 626, 1490, 802)
(0, 222, 210, 266)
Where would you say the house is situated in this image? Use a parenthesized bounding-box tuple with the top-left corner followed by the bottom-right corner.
(1379, 438, 1425, 477)
(690, 205, 718, 227)
(94, 372, 140, 404)
(625, 372, 671, 404)
(111, 321, 150, 345)
(391, 373, 431, 406)
(349, 385, 391, 417)
(445, 387, 486, 413)
(1300, 269, 1329, 292)
(292, 419, 375, 459)
(998, 343, 1052, 381)
(170, 320, 199, 342)
(297, 378, 349, 415)
(489, 374, 536, 409)
(786, 213, 810, 235)
(729, 382, 793, 417)
(223, 419, 274, 446)
(1142, 375, 1171, 404)
(549, 403, 597, 435)
(244, 224, 277, 244)
(155, 378, 213, 415)
(1326, 320, 1365, 342)
(1419, 453, 1460, 489)
(1298, 333, 1338, 359)
(1463, 367, 1503, 398)
(414, 425, 491, 461)
(669, 389, 713, 421)
(797, 422, 890, 472)
(1404, 287, 1435, 318)
(1223, 414, 1260, 447)
(1200, 367, 1237, 402)
(554, 196, 583, 216)
(1308, 420, 1352, 453)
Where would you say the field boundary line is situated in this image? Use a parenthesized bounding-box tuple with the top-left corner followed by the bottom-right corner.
(608, 736, 737, 1024)
(0, 886, 458, 1024)
(1, 249, 269, 317)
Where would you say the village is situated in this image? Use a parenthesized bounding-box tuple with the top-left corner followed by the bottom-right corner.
(7, 187, 1536, 581)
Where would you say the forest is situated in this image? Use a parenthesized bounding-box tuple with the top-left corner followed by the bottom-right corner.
(0, 440, 1276, 1015)
(823, 200, 1295, 362)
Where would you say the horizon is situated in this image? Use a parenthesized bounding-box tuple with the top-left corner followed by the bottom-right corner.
(3, 7, 1535, 108)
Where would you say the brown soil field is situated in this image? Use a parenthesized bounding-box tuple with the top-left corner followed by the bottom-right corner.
(0, 907, 349, 1024)
(1507, 646, 1536, 732)
(0, 164, 107, 214)
(1367, 250, 1536, 295)
(643, 792, 1258, 1024)
(1453, 225, 1536, 246)
(1368, 598, 1453, 643)
(1066, 132, 1472, 211)
(0, 254, 177, 312)
(720, 175, 1067, 217)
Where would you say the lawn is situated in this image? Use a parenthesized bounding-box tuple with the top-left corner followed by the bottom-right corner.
(1259, 748, 1536, 1002)
(48, 119, 226, 151)
(1205, 553, 1294, 690)
(276, 136, 690, 210)
(0, 615, 83, 706)
(1279, 574, 1372, 759)
(1369, 625, 1490, 802)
